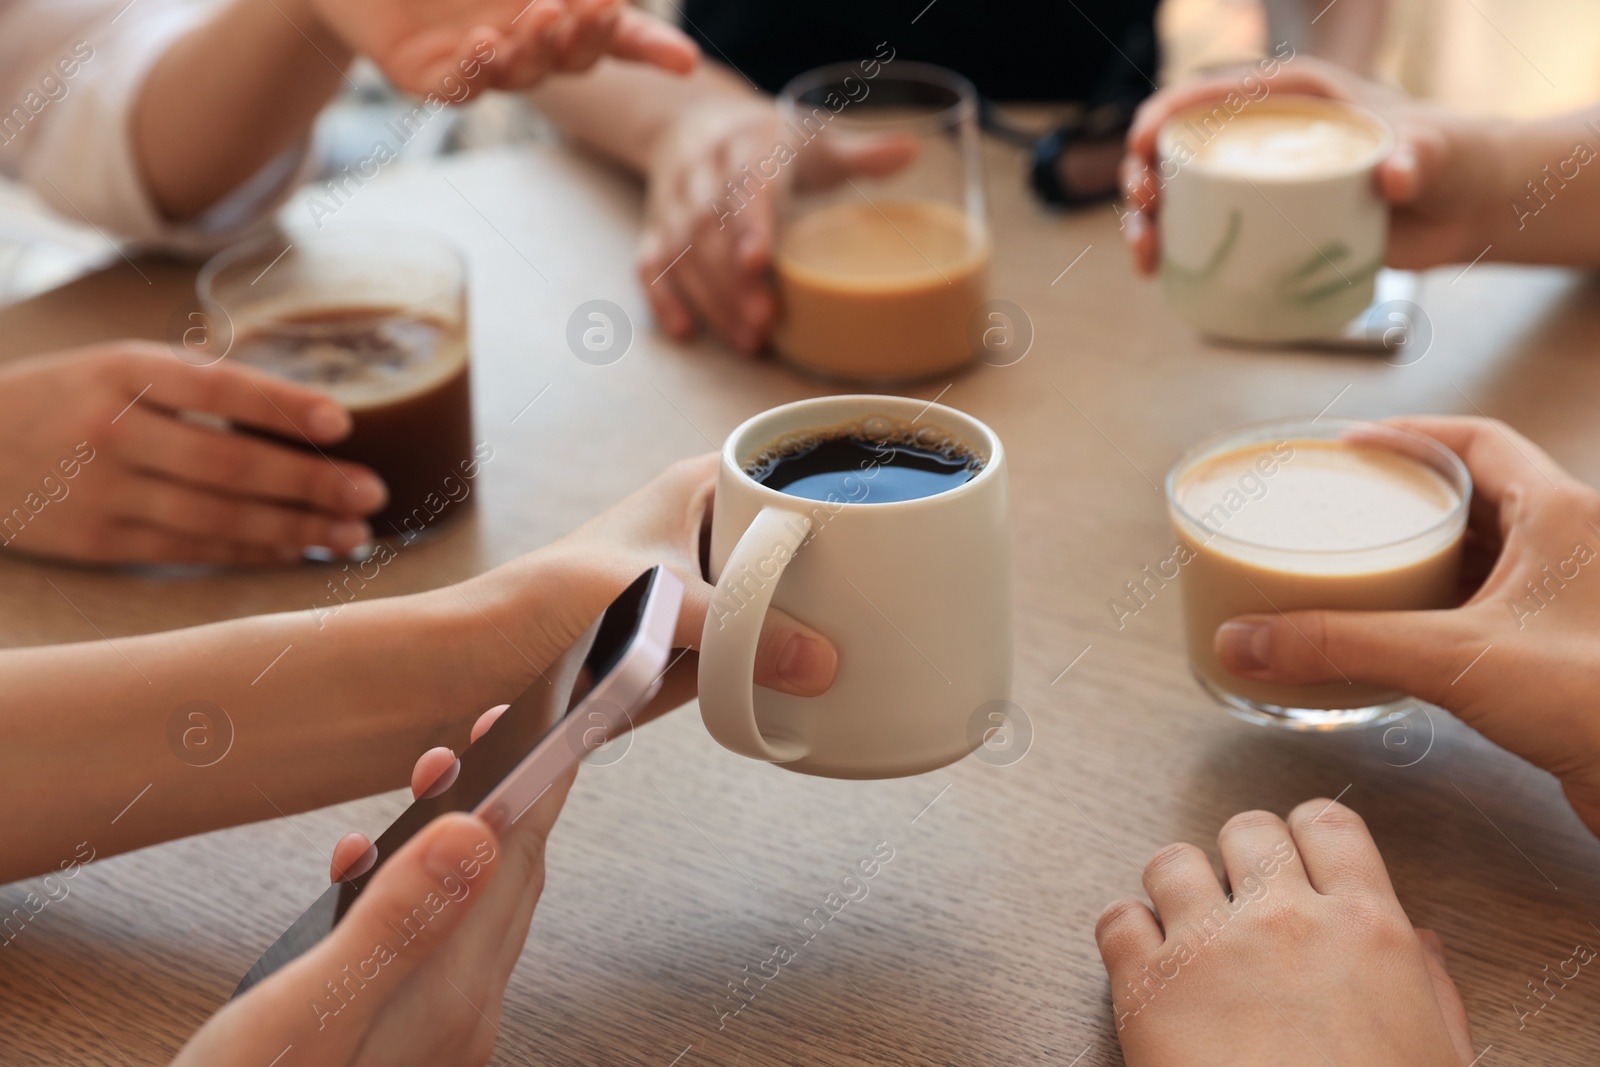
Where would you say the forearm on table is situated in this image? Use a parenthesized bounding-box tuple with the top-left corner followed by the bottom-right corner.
(132, 0, 350, 221)
(531, 57, 760, 172)
(0, 583, 519, 883)
(1476, 108, 1600, 265)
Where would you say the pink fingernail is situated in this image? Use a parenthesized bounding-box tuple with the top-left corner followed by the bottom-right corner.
(309, 404, 351, 440)
(1216, 622, 1270, 672)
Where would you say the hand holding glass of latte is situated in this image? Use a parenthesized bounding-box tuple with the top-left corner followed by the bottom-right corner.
(1167, 418, 1470, 727)
(772, 64, 991, 381)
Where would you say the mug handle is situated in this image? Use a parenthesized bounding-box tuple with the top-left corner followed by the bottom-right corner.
(698, 506, 813, 763)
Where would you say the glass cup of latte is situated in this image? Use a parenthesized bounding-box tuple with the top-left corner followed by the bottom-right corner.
(197, 229, 473, 544)
(1156, 95, 1393, 343)
(1166, 418, 1470, 728)
(772, 61, 990, 382)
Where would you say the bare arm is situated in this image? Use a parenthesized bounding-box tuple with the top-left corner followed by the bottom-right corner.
(531, 55, 758, 173)
(1473, 109, 1600, 264)
(1125, 57, 1600, 271)
(132, 0, 698, 222)
(132, 0, 351, 221)
(1, 456, 838, 884)
(2, 582, 511, 883)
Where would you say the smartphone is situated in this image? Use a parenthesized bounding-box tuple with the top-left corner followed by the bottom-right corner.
(232, 565, 684, 998)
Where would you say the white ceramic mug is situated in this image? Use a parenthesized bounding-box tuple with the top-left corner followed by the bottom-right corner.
(698, 395, 1012, 779)
(1157, 95, 1393, 343)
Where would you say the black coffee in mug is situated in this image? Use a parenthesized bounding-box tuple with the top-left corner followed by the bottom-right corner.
(745, 416, 983, 504)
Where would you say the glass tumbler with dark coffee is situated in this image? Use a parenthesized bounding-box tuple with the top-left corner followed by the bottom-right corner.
(198, 230, 473, 544)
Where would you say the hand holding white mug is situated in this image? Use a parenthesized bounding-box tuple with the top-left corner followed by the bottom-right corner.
(698, 397, 1011, 778)
(1121, 55, 1502, 276)
(1212, 416, 1600, 837)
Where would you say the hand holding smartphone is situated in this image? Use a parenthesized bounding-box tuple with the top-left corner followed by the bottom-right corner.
(233, 566, 683, 997)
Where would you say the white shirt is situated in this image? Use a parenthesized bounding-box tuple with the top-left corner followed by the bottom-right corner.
(0, 0, 307, 253)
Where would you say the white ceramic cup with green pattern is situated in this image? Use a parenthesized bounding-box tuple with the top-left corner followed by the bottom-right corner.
(1156, 95, 1393, 343)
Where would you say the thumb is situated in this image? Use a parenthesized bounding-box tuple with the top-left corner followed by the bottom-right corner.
(1213, 608, 1474, 705)
(1414, 929, 1475, 1065)
(198, 815, 498, 1063)
(676, 572, 838, 698)
(289, 816, 495, 1043)
(1376, 126, 1442, 207)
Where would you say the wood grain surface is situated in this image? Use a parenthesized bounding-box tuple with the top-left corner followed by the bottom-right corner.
(2, 133, 1599, 1066)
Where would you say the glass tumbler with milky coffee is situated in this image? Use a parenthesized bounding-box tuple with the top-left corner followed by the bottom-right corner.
(773, 61, 989, 382)
(1166, 418, 1470, 729)
(198, 230, 473, 545)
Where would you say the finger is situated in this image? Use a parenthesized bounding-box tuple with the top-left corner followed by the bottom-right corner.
(1141, 842, 1228, 928)
(1382, 416, 1581, 506)
(551, 0, 623, 73)
(1094, 897, 1164, 972)
(604, 9, 699, 74)
(676, 566, 839, 699)
(1215, 810, 1311, 899)
(412, 747, 460, 799)
(1286, 798, 1397, 898)
(450, 765, 577, 999)
(638, 233, 698, 340)
(1125, 208, 1157, 275)
(114, 472, 371, 553)
(299, 819, 496, 1043)
(471, 704, 510, 743)
(113, 406, 385, 516)
(1376, 139, 1421, 205)
(495, 6, 565, 88)
(1121, 155, 1162, 214)
(1126, 67, 1352, 165)
(410, 705, 515, 799)
(673, 249, 757, 353)
(804, 131, 920, 188)
(330, 832, 376, 883)
(446, 26, 504, 100)
(733, 189, 776, 273)
(238, 815, 499, 1057)
(71, 522, 295, 566)
(1416, 929, 1476, 1064)
(189, 822, 496, 1060)
(1213, 606, 1480, 705)
(114, 347, 351, 444)
(701, 161, 777, 345)
(645, 453, 838, 695)
(674, 169, 760, 350)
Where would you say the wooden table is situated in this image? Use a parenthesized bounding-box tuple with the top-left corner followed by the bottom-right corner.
(3, 135, 1600, 1066)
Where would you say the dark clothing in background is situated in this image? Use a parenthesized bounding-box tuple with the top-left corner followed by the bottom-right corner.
(680, 0, 1160, 105)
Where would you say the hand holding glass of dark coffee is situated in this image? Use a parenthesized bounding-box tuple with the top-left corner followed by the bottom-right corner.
(198, 229, 475, 548)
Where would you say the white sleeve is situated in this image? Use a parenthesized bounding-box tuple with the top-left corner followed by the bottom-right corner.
(0, 0, 313, 255)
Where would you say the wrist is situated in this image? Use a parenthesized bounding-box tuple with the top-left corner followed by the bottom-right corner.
(1467, 117, 1523, 257)
(415, 547, 578, 705)
(259, 0, 354, 67)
